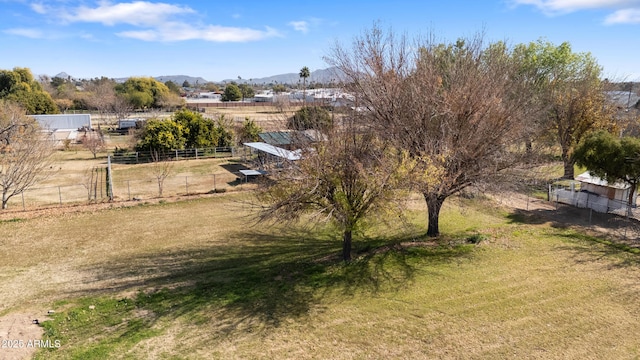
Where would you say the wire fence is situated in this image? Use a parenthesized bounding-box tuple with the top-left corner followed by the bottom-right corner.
(111, 147, 239, 164)
(549, 184, 640, 219)
(4, 171, 257, 211)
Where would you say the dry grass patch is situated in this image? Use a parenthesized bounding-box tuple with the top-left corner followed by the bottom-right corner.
(1, 194, 640, 358)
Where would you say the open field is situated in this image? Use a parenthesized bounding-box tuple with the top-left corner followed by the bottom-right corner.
(3, 149, 253, 211)
(2, 191, 640, 359)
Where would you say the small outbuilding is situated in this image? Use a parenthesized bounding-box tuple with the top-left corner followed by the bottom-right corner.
(575, 171, 636, 206)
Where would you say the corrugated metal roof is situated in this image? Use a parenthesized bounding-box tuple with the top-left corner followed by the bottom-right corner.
(31, 114, 91, 131)
(244, 142, 301, 161)
(259, 131, 293, 146)
(575, 171, 629, 190)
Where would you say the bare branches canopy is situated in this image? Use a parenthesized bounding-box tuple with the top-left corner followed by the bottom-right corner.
(326, 26, 535, 236)
(0, 100, 54, 209)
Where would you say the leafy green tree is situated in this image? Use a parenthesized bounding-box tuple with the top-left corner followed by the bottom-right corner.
(287, 106, 332, 131)
(222, 83, 242, 102)
(115, 77, 171, 109)
(272, 84, 287, 94)
(203, 82, 220, 92)
(237, 117, 262, 143)
(164, 81, 183, 95)
(135, 118, 186, 152)
(514, 40, 613, 179)
(214, 115, 234, 147)
(238, 83, 255, 101)
(182, 80, 191, 88)
(299, 66, 310, 102)
(174, 109, 218, 148)
(50, 77, 67, 88)
(574, 130, 640, 208)
(0, 67, 58, 114)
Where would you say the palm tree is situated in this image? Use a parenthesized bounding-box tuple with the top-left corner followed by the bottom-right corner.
(299, 66, 310, 103)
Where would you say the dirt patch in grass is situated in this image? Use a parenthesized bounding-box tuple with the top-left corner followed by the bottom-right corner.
(0, 312, 46, 360)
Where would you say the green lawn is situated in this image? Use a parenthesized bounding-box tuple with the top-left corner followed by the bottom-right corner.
(1, 193, 639, 359)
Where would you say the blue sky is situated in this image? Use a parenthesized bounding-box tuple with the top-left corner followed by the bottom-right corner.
(2, 0, 640, 82)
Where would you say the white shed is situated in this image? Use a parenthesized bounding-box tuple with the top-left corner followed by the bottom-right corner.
(575, 171, 636, 205)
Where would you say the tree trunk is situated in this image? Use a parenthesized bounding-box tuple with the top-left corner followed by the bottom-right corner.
(342, 229, 352, 262)
(561, 146, 574, 179)
(525, 139, 533, 154)
(628, 183, 636, 216)
(424, 193, 445, 237)
(2, 191, 8, 210)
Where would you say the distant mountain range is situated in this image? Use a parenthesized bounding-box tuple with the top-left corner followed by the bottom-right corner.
(52, 67, 345, 86)
(221, 67, 345, 85)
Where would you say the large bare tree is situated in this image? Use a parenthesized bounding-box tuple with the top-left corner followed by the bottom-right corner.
(0, 100, 54, 209)
(85, 79, 117, 126)
(327, 27, 534, 236)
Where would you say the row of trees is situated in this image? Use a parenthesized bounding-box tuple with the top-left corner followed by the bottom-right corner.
(48, 76, 184, 116)
(0, 68, 58, 114)
(258, 26, 629, 261)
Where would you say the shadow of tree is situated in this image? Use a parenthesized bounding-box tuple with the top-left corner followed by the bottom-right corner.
(551, 229, 640, 269)
(507, 203, 640, 239)
(55, 227, 473, 344)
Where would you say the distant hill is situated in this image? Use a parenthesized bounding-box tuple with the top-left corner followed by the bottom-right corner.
(153, 75, 209, 86)
(221, 67, 346, 85)
(46, 67, 345, 86)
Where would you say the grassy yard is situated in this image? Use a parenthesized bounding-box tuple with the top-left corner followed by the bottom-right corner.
(1, 193, 640, 359)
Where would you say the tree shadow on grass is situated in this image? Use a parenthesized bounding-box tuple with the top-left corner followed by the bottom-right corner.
(551, 229, 640, 270)
(507, 203, 640, 238)
(57, 228, 474, 336)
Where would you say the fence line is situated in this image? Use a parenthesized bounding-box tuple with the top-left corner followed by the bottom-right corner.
(110, 147, 244, 164)
(4, 171, 258, 211)
(549, 185, 640, 219)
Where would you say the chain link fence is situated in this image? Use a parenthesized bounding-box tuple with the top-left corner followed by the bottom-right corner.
(4, 171, 256, 211)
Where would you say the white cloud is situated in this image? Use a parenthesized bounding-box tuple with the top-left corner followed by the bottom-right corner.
(20, 1, 283, 42)
(61, 1, 194, 26)
(511, 0, 640, 14)
(118, 22, 281, 42)
(511, 0, 640, 23)
(30, 2, 47, 14)
(288, 20, 309, 33)
(4, 27, 45, 38)
(605, 7, 640, 22)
